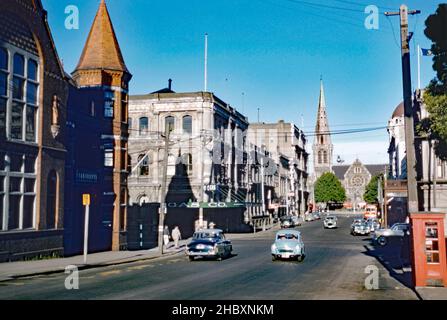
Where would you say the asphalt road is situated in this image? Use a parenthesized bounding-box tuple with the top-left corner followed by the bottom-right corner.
(0, 215, 418, 300)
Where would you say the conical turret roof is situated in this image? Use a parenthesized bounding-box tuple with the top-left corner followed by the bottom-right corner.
(74, 0, 129, 74)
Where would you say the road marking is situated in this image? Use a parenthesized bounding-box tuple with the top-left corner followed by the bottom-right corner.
(127, 265, 154, 271)
(8, 282, 25, 286)
(99, 270, 122, 277)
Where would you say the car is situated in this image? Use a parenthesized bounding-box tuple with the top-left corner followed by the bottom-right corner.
(291, 215, 303, 227)
(366, 218, 381, 232)
(186, 229, 232, 261)
(271, 229, 305, 262)
(313, 212, 322, 220)
(304, 213, 314, 222)
(373, 223, 410, 246)
(351, 221, 371, 236)
(280, 217, 294, 228)
(323, 215, 338, 229)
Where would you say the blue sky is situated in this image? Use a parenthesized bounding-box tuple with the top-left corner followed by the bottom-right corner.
(42, 0, 440, 165)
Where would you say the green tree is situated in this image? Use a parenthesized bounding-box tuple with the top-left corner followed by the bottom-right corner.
(420, 4, 447, 160)
(314, 172, 346, 206)
(364, 174, 384, 204)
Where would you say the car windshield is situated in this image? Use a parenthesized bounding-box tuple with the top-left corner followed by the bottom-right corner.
(326, 217, 335, 220)
(193, 232, 222, 240)
(277, 233, 299, 241)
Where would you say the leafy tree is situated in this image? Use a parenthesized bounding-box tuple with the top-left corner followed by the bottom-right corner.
(420, 4, 447, 160)
(314, 172, 346, 206)
(364, 174, 384, 204)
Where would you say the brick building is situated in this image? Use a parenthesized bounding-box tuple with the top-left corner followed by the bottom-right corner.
(64, 0, 132, 254)
(0, 0, 68, 261)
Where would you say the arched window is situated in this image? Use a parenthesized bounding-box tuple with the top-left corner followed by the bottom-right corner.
(323, 151, 328, 163)
(320, 135, 324, 144)
(128, 117, 132, 130)
(165, 116, 175, 134)
(167, 154, 176, 176)
(182, 115, 192, 134)
(318, 151, 322, 164)
(138, 154, 149, 176)
(46, 170, 57, 229)
(139, 117, 148, 135)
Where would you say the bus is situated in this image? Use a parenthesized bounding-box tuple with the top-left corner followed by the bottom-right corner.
(364, 205, 378, 219)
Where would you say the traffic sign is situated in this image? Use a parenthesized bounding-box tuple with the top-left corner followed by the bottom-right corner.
(82, 194, 90, 206)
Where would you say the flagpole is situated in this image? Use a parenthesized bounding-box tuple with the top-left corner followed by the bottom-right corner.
(204, 33, 208, 92)
(417, 44, 421, 90)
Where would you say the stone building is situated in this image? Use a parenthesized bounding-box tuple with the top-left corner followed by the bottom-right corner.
(247, 121, 309, 218)
(64, 0, 132, 254)
(414, 90, 447, 216)
(387, 102, 407, 179)
(0, 0, 68, 261)
(127, 88, 249, 233)
(333, 159, 388, 208)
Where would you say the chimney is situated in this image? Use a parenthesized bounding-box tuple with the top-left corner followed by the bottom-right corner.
(168, 79, 172, 91)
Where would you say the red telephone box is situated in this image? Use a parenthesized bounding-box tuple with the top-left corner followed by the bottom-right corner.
(410, 212, 447, 287)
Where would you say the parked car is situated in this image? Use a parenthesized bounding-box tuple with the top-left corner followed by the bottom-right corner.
(186, 229, 232, 261)
(291, 216, 303, 227)
(313, 212, 322, 220)
(304, 214, 314, 222)
(271, 229, 305, 262)
(323, 215, 338, 229)
(366, 218, 381, 232)
(351, 221, 371, 236)
(373, 223, 410, 246)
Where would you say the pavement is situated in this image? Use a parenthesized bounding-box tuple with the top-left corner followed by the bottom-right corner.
(0, 216, 422, 300)
(0, 240, 190, 282)
(415, 287, 447, 300)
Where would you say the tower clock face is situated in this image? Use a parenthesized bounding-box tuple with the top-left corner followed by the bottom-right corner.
(352, 176, 364, 187)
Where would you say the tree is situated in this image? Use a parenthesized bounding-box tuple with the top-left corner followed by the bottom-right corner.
(314, 172, 346, 207)
(420, 4, 447, 160)
(364, 174, 384, 204)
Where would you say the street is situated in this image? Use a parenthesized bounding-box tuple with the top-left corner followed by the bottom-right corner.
(0, 216, 418, 300)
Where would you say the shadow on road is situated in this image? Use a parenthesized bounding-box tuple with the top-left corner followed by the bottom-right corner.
(361, 236, 414, 290)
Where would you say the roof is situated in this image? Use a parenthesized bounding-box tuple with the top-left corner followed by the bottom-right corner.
(333, 164, 388, 180)
(195, 229, 223, 233)
(392, 102, 404, 118)
(315, 80, 331, 140)
(276, 229, 301, 235)
(74, 0, 129, 74)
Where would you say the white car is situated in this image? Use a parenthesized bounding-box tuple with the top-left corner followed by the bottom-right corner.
(271, 230, 305, 262)
(323, 216, 338, 229)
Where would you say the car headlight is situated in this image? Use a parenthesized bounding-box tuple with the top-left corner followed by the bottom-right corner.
(271, 244, 277, 251)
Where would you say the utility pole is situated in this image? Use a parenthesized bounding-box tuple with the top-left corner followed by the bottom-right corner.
(158, 127, 170, 254)
(385, 5, 421, 215)
(199, 129, 206, 230)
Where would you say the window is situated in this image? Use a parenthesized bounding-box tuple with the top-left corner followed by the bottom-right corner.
(104, 100, 114, 118)
(2, 50, 39, 142)
(139, 117, 148, 135)
(323, 151, 328, 163)
(183, 115, 192, 135)
(318, 151, 322, 164)
(165, 116, 175, 134)
(138, 154, 149, 176)
(1, 153, 37, 231)
(104, 146, 114, 167)
(182, 153, 192, 175)
(128, 117, 132, 130)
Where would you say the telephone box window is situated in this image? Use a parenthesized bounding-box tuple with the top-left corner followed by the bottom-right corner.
(425, 222, 440, 264)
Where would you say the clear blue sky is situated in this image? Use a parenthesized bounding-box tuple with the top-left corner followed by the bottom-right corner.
(42, 0, 440, 164)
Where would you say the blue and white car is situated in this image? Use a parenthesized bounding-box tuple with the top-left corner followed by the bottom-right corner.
(271, 230, 305, 262)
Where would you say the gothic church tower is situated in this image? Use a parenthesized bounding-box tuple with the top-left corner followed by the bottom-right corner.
(313, 79, 333, 179)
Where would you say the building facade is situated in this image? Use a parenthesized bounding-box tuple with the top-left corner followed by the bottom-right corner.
(247, 121, 309, 218)
(64, 0, 132, 254)
(387, 102, 407, 179)
(333, 160, 387, 209)
(0, 0, 68, 261)
(127, 90, 249, 231)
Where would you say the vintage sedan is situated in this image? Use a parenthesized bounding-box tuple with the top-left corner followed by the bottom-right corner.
(271, 230, 305, 262)
(373, 223, 410, 246)
(186, 229, 232, 261)
(323, 215, 338, 229)
(351, 221, 371, 236)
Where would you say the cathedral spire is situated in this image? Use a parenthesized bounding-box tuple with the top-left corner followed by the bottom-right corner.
(73, 0, 129, 74)
(315, 79, 331, 144)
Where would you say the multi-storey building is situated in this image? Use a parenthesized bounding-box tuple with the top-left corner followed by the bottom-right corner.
(0, 0, 68, 261)
(64, 0, 132, 254)
(247, 120, 309, 217)
(387, 102, 407, 179)
(127, 89, 249, 234)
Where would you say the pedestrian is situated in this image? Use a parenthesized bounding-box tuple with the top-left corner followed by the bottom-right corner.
(163, 226, 170, 248)
(171, 226, 182, 249)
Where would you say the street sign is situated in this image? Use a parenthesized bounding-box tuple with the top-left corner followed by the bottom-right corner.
(83, 194, 90, 206)
(187, 202, 246, 209)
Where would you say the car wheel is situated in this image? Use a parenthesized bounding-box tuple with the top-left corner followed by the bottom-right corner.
(188, 256, 195, 261)
(216, 254, 223, 261)
(377, 236, 387, 246)
(297, 255, 305, 262)
(272, 255, 277, 262)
